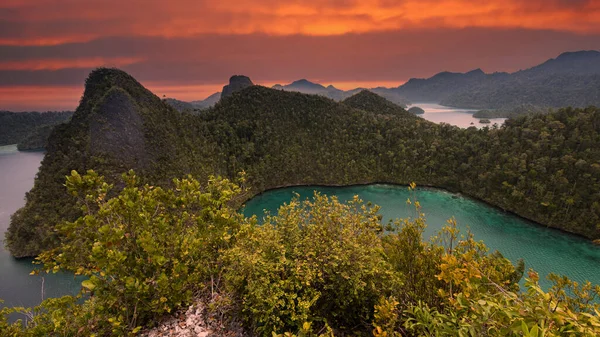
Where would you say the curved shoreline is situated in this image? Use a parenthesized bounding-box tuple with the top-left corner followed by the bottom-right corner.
(240, 181, 597, 244)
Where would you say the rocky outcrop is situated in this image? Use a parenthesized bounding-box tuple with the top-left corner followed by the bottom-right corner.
(89, 87, 148, 170)
(141, 298, 245, 337)
(221, 76, 254, 98)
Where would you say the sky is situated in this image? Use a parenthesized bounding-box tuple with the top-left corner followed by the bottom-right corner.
(1, 0, 600, 111)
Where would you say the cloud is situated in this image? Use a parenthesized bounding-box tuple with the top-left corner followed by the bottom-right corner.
(0, 28, 598, 87)
(1, 0, 599, 45)
(1, 1, 599, 110)
(0, 57, 144, 71)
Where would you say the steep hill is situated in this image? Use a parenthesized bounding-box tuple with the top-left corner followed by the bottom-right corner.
(6, 68, 600, 257)
(222, 75, 254, 98)
(5, 69, 218, 256)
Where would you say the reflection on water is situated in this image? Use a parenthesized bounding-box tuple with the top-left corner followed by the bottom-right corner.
(411, 103, 506, 128)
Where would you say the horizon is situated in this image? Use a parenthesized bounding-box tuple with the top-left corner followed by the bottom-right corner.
(2, 0, 600, 111)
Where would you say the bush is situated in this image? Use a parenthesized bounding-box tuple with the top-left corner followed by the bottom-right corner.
(36, 170, 244, 335)
(223, 193, 401, 335)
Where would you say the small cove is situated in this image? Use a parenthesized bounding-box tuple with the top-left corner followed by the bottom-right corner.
(243, 184, 600, 289)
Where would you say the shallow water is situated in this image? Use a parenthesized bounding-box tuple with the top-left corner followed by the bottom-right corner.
(243, 184, 600, 289)
(412, 103, 506, 128)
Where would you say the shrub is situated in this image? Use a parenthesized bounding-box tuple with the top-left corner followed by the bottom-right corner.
(36, 170, 243, 335)
(223, 193, 402, 335)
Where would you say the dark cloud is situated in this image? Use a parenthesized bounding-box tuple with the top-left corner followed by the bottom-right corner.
(0, 28, 598, 87)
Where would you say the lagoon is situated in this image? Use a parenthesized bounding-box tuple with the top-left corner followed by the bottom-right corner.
(243, 184, 600, 289)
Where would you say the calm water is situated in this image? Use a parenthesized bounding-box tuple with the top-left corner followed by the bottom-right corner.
(411, 103, 506, 128)
(243, 184, 600, 289)
(0, 145, 79, 312)
(2, 145, 599, 309)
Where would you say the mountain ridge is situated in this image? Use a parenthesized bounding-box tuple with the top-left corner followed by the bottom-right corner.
(164, 50, 600, 112)
(6, 68, 600, 258)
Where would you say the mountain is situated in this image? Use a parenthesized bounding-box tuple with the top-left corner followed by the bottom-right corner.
(394, 50, 600, 109)
(273, 79, 409, 107)
(163, 98, 194, 112)
(0, 111, 73, 146)
(5, 68, 220, 257)
(165, 50, 599, 115)
(222, 75, 254, 98)
(190, 91, 221, 109)
(7, 68, 600, 258)
(273, 79, 347, 100)
(394, 68, 497, 103)
(165, 92, 222, 112)
(342, 90, 414, 117)
(522, 50, 600, 76)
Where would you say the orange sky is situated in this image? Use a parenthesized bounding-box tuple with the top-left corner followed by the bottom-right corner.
(1, 0, 599, 110)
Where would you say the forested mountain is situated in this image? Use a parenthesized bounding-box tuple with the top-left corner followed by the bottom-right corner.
(395, 68, 496, 103)
(473, 104, 549, 118)
(0, 111, 73, 147)
(395, 50, 600, 109)
(163, 51, 599, 116)
(273, 79, 410, 107)
(6, 68, 600, 259)
(163, 98, 195, 112)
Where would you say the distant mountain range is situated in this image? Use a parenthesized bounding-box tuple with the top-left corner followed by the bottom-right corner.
(433, 50, 600, 109)
(165, 50, 600, 112)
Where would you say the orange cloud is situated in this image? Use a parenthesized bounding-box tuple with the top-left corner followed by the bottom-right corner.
(1, 0, 599, 46)
(0, 86, 82, 111)
(143, 82, 223, 102)
(0, 57, 144, 71)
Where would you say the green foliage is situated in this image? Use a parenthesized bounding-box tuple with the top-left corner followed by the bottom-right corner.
(407, 106, 425, 115)
(33, 170, 243, 335)
(473, 104, 548, 119)
(2, 173, 599, 336)
(402, 272, 600, 336)
(6, 68, 600, 263)
(0, 111, 72, 147)
(223, 193, 401, 335)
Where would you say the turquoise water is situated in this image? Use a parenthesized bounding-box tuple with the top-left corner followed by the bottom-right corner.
(2, 145, 599, 309)
(0, 145, 80, 313)
(243, 184, 600, 289)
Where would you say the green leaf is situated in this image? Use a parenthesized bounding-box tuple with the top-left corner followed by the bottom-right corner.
(81, 279, 96, 291)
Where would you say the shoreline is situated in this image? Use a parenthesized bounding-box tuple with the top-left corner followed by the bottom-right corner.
(240, 181, 597, 244)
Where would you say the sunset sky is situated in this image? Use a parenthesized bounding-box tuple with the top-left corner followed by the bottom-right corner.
(2, 0, 600, 111)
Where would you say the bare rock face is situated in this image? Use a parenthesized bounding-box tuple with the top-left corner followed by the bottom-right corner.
(89, 87, 148, 170)
(221, 75, 254, 98)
